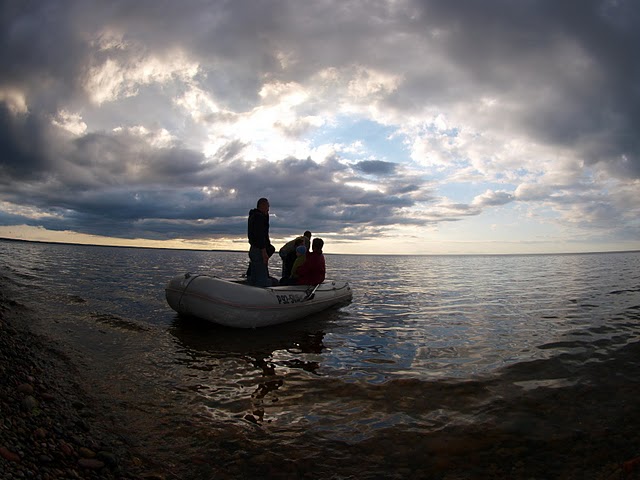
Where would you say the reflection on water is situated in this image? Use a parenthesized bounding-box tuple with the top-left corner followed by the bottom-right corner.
(169, 315, 328, 366)
(168, 314, 331, 425)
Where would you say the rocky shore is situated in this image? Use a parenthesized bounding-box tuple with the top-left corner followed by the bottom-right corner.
(0, 291, 158, 479)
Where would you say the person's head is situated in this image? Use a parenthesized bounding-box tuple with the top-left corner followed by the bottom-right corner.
(294, 237, 304, 247)
(296, 245, 306, 256)
(257, 197, 270, 214)
(312, 238, 324, 252)
(303, 230, 312, 239)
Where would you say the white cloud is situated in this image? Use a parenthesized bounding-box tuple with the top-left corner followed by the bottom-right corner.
(84, 42, 200, 105)
(346, 66, 402, 99)
(0, 201, 61, 219)
(0, 88, 28, 115)
(52, 110, 87, 136)
(472, 190, 515, 207)
(113, 125, 175, 148)
(174, 84, 224, 123)
(515, 183, 552, 202)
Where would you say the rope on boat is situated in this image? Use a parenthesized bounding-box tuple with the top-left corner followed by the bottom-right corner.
(303, 284, 321, 301)
(176, 272, 203, 311)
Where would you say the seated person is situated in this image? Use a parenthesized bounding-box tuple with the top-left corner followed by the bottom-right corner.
(290, 245, 307, 278)
(296, 238, 325, 285)
(280, 245, 307, 285)
(279, 231, 311, 277)
(280, 237, 304, 279)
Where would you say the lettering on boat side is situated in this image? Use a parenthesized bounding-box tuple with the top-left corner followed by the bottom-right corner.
(276, 294, 304, 304)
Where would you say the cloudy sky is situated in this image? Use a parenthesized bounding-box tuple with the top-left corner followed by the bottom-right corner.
(1, 0, 638, 254)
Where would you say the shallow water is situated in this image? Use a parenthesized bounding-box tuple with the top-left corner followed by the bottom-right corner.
(2, 239, 640, 477)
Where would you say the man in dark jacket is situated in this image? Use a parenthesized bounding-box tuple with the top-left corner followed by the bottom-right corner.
(247, 198, 276, 286)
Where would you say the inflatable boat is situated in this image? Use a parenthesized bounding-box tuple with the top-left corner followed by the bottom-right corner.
(165, 273, 353, 328)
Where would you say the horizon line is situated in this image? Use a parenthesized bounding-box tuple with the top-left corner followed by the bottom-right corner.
(1, 236, 638, 257)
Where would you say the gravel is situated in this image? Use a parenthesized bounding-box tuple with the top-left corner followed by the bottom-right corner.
(0, 291, 158, 480)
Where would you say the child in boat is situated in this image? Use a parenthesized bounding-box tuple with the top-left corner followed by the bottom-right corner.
(281, 236, 305, 278)
(290, 245, 307, 279)
(279, 232, 311, 278)
(280, 245, 306, 285)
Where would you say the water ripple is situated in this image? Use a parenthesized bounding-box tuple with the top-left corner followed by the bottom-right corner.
(2, 240, 640, 474)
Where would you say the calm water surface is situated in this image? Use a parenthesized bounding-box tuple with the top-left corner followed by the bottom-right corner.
(1, 239, 639, 477)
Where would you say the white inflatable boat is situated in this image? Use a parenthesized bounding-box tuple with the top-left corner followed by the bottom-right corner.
(165, 273, 353, 328)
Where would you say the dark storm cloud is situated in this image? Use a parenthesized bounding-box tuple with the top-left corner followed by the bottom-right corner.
(3, 0, 639, 164)
(355, 160, 397, 175)
(0, 2, 92, 115)
(406, 0, 640, 177)
(0, 117, 431, 240)
(0, 106, 52, 180)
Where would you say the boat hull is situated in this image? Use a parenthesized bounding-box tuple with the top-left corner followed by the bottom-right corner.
(165, 273, 352, 328)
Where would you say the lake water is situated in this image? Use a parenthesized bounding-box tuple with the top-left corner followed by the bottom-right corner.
(1, 239, 639, 478)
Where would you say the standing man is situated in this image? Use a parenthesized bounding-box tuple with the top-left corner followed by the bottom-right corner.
(247, 198, 276, 287)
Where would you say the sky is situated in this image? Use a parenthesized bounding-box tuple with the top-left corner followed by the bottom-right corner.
(0, 0, 639, 255)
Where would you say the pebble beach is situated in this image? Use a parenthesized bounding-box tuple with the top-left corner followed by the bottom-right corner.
(0, 291, 156, 480)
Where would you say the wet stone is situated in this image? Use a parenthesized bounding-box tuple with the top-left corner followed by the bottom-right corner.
(21, 395, 38, 411)
(0, 446, 21, 462)
(78, 446, 96, 458)
(16, 383, 34, 395)
(41, 392, 55, 402)
(97, 451, 118, 467)
(78, 458, 105, 469)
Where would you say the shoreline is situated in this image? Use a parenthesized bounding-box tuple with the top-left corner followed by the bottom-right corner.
(0, 290, 158, 479)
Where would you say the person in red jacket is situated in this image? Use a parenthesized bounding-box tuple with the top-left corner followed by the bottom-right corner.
(296, 238, 326, 285)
